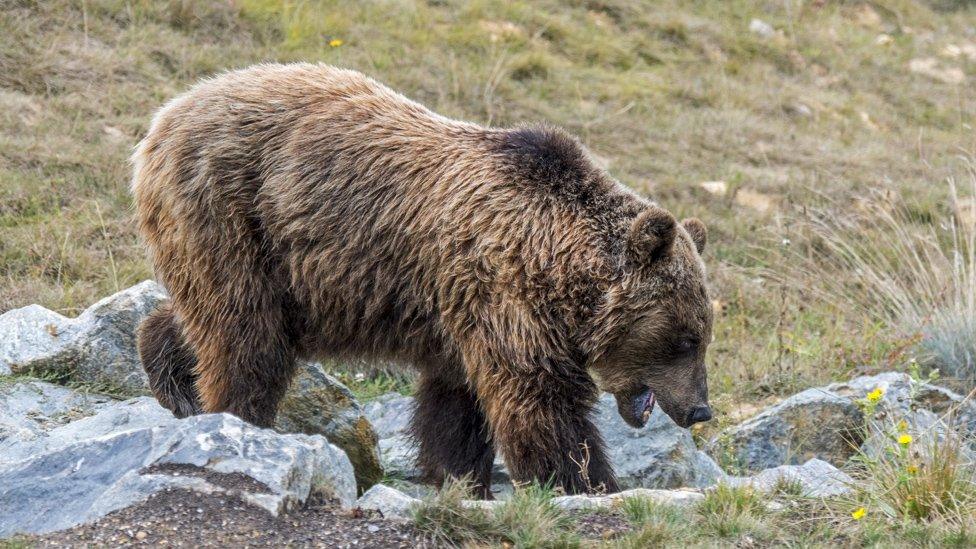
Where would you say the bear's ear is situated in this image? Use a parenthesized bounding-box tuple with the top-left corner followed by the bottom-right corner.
(681, 218, 707, 254)
(627, 207, 677, 265)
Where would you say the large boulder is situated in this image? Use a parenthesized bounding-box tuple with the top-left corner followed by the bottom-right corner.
(709, 372, 976, 473)
(708, 388, 864, 473)
(0, 405, 356, 537)
(0, 281, 166, 393)
(276, 361, 383, 493)
(363, 392, 724, 490)
(0, 393, 174, 465)
(593, 393, 725, 489)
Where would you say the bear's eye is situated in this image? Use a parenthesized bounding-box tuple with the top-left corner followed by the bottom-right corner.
(673, 337, 698, 356)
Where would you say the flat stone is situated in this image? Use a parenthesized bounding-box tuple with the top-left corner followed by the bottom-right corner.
(0, 379, 115, 448)
(725, 458, 854, 498)
(356, 483, 419, 521)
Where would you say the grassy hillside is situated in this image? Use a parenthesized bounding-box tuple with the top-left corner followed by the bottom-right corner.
(2, 0, 976, 421)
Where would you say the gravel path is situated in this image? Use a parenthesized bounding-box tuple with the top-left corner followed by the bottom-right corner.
(25, 489, 427, 548)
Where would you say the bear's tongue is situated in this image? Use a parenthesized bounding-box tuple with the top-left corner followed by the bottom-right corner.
(632, 388, 655, 426)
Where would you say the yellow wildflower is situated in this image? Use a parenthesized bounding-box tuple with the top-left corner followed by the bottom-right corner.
(852, 507, 866, 520)
(866, 388, 884, 403)
(329, 38, 343, 47)
(897, 419, 908, 432)
(898, 434, 913, 445)
(907, 464, 918, 474)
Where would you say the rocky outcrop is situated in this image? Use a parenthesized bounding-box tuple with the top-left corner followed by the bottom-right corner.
(0, 281, 166, 393)
(0, 283, 383, 491)
(0, 395, 356, 538)
(710, 372, 976, 473)
(364, 392, 726, 490)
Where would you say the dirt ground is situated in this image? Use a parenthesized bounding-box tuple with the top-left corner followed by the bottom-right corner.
(24, 489, 427, 548)
(20, 488, 634, 548)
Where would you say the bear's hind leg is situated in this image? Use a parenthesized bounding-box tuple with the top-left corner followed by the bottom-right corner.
(137, 301, 202, 418)
(410, 373, 495, 498)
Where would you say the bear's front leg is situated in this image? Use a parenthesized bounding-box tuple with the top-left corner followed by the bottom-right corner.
(477, 365, 618, 494)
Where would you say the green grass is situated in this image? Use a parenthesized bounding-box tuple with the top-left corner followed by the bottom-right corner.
(413, 480, 582, 547)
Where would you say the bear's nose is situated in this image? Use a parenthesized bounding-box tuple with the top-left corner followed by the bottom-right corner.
(687, 405, 713, 425)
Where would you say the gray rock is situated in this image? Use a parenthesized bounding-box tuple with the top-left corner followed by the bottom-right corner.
(277, 361, 383, 492)
(708, 388, 864, 473)
(363, 394, 421, 481)
(827, 372, 976, 436)
(725, 458, 854, 498)
(594, 394, 725, 489)
(0, 411, 356, 537)
(365, 392, 722, 490)
(356, 483, 419, 520)
(0, 281, 167, 395)
(0, 305, 72, 377)
(0, 379, 115, 447)
(69, 281, 167, 393)
(0, 396, 177, 465)
(362, 392, 414, 439)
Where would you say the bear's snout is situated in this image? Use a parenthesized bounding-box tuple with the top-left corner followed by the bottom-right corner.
(686, 405, 713, 426)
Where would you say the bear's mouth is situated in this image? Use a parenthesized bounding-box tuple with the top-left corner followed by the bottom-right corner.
(614, 387, 655, 429)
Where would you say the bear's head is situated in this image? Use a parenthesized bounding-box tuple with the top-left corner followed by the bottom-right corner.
(587, 207, 713, 429)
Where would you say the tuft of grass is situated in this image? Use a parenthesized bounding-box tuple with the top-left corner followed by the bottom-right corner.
(413, 478, 496, 547)
(776, 164, 976, 386)
(493, 484, 580, 548)
(322, 362, 414, 401)
(413, 479, 580, 548)
(616, 496, 690, 546)
(851, 421, 976, 523)
(697, 483, 770, 541)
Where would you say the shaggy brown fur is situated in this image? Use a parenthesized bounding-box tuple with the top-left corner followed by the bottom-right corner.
(133, 63, 713, 496)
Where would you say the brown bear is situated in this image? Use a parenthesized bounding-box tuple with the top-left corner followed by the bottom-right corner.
(133, 63, 713, 496)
